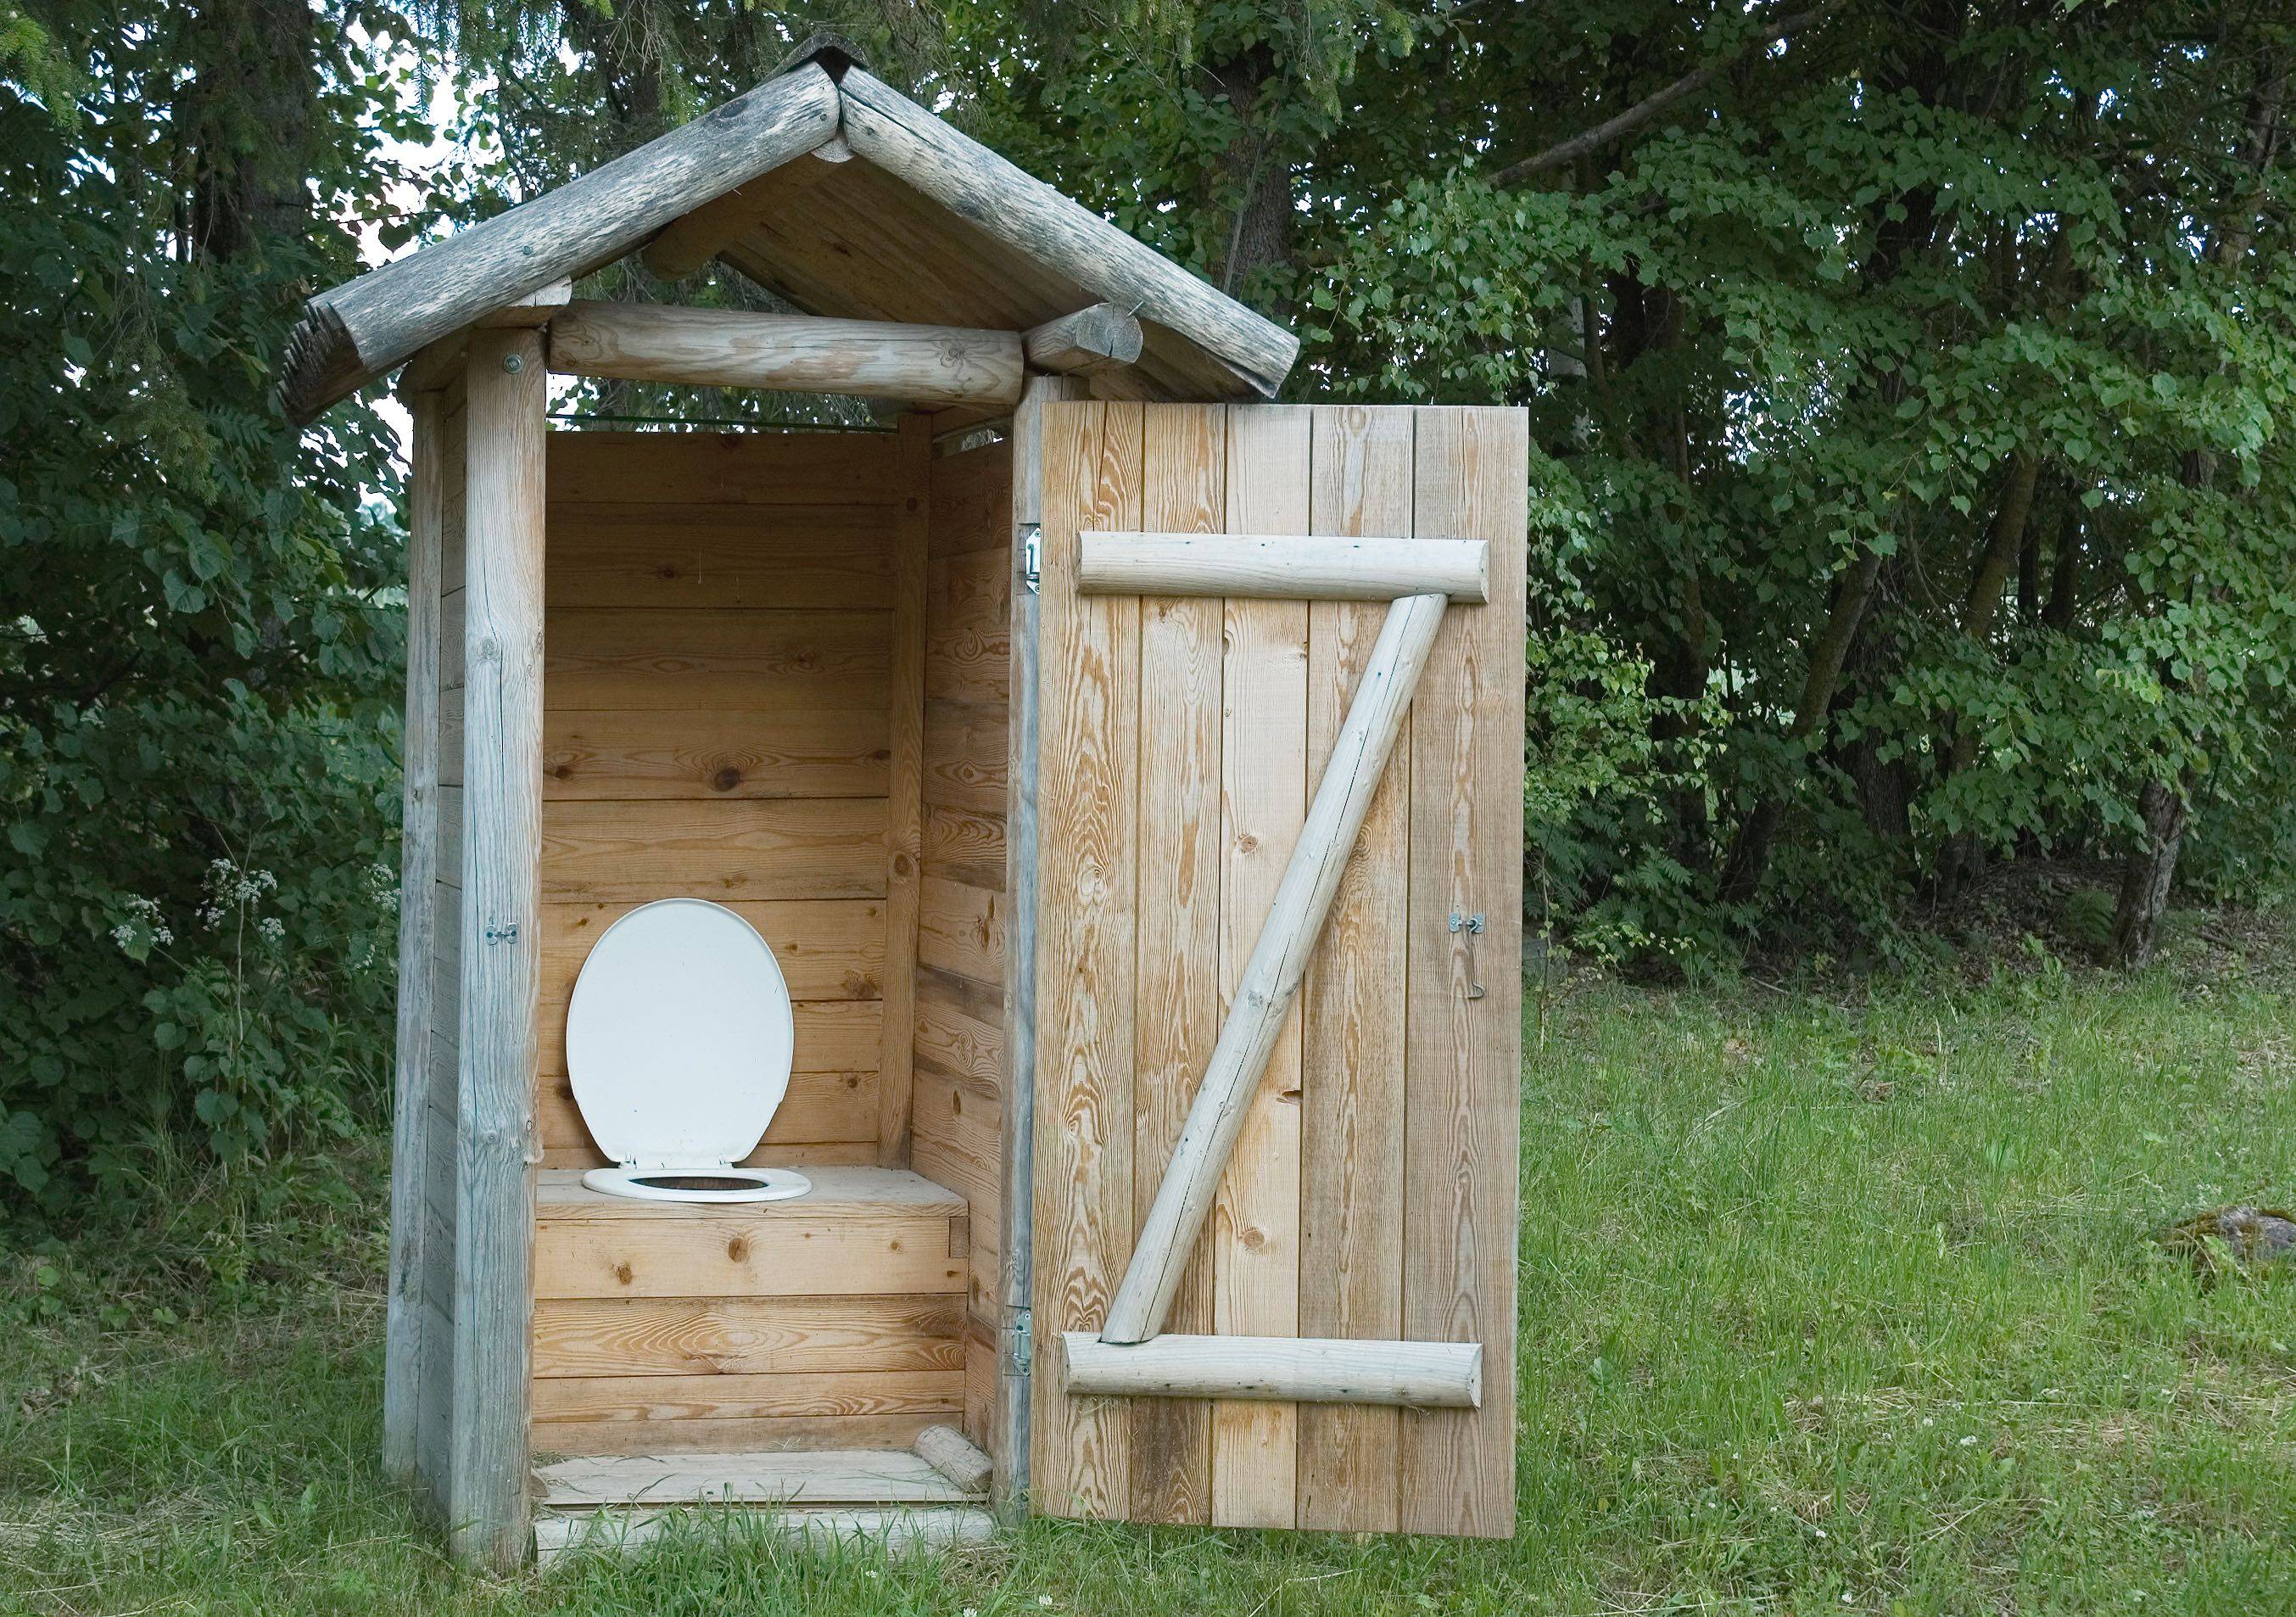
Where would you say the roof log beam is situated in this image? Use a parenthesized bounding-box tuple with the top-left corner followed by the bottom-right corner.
(544, 301, 1026, 408)
(1021, 304, 1144, 378)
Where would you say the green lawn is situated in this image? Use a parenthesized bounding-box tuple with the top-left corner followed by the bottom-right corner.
(4, 937, 2292, 1614)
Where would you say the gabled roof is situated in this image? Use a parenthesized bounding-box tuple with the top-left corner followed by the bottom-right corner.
(279, 38, 1298, 422)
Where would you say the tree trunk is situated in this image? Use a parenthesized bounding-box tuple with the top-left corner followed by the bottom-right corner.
(1936, 453, 2042, 895)
(175, 0, 318, 262)
(2109, 777, 2187, 965)
(1200, 43, 1296, 307)
(1718, 546, 1884, 905)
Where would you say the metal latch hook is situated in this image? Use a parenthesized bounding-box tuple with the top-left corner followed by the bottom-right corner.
(1448, 912, 1487, 1000)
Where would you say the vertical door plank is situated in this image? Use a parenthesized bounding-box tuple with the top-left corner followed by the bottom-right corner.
(1299, 406, 1415, 1532)
(1210, 405, 1312, 1528)
(450, 329, 546, 1571)
(384, 384, 445, 1483)
(1400, 407, 1527, 1537)
(1030, 401, 1143, 1519)
(1128, 404, 1226, 1523)
(879, 414, 931, 1166)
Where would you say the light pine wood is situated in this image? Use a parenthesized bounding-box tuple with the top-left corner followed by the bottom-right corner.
(914, 1424, 996, 1495)
(920, 804, 1005, 892)
(546, 430, 902, 507)
(921, 699, 1008, 814)
(541, 897, 882, 1003)
(383, 383, 445, 1482)
(532, 1411, 946, 1459)
(545, 503, 893, 612)
(537, 1447, 980, 1507)
(1022, 305, 1145, 377)
(880, 415, 931, 1166)
(533, 1502, 996, 1564)
(449, 327, 547, 1573)
(835, 68, 1296, 400)
(1101, 587, 1447, 1352)
(1299, 406, 1414, 1533)
(544, 707, 889, 800)
(532, 1369, 964, 1426)
(539, 798, 886, 902)
(545, 607, 890, 713)
(1079, 532, 1487, 603)
(281, 67, 839, 420)
(534, 1069, 877, 1167)
(532, 1295, 964, 1379)
(1062, 1334, 1481, 1408)
(1399, 408, 1527, 1539)
(546, 303, 1025, 408)
(1127, 402, 1226, 1525)
(1029, 400, 1142, 1522)
(1207, 404, 1311, 1530)
(916, 876, 1002, 982)
(912, 976, 1003, 1097)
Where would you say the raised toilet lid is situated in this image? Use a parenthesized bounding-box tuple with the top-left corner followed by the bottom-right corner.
(566, 898, 795, 1168)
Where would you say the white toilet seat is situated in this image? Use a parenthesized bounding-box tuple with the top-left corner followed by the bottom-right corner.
(580, 1164, 812, 1204)
(566, 898, 812, 1206)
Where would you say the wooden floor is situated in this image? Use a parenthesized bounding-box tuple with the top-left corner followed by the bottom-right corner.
(532, 1431, 996, 1566)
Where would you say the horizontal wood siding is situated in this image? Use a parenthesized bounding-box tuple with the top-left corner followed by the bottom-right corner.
(908, 438, 1014, 1452)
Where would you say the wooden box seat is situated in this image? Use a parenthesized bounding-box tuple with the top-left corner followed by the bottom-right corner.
(531, 1167, 971, 1456)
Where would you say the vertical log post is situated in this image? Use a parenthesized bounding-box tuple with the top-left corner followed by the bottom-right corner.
(383, 384, 444, 1480)
(1099, 591, 1450, 1347)
(996, 374, 1086, 1519)
(449, 327, 546, 1571)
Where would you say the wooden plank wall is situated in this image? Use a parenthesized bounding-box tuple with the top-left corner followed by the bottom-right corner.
(535, 430, 901, 1173)
(908, 434, 1016, 1452)
(1031, 403, 1526, 1536)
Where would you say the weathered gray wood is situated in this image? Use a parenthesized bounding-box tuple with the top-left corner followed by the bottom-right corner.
(835, 67, 1297, 400)
(278, 67, 838, 421)
(1079, 534, 1489, 603)
(996, 376, 1085, 1521)
(449, 328, 547, 1572)
(1061, 1334, 1482, 1408)
(533, 1504, 996, 1566)
(914, 1424, 996, 1496)
(383, 383, 445, 1482)
(639, 139, 848, 279)
(1022, 305, 1144, 377)
(537, 1449, 980, 1508)
(472, 277, 573, 327)
(545, 303, 1025, 407)
(1099, 591, 1450, 1346)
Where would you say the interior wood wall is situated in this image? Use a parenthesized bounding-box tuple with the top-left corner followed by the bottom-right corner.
(908, 436, 1016, 1452)
(1029, 402, 1527, 1537)
(533, 430, 902, 1172)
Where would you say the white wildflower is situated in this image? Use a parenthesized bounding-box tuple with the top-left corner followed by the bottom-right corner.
(259, 916, 285, 943)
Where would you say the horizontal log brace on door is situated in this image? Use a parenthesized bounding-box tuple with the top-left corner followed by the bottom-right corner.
(1063, 1334, 1481, 1407)
(1078, 533, 1489, 602)
(545, 302, 1025, 407)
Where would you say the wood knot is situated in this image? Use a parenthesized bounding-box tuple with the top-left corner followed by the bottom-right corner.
(613, 1262, 633, 1286)
(711, 767, 743, 792)
(551, 764, 573, 780)
(1236, 831, 1260, 854)
(1240, 1226, 1268, 1252)
(726, 1237, 749, 1262)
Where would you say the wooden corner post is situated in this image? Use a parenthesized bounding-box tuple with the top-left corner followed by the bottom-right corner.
(383, 383, 444, 1481)
(449, 327, 546, 1571)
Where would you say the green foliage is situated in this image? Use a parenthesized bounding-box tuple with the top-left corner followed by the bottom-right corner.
(0, 3, 421, 1204)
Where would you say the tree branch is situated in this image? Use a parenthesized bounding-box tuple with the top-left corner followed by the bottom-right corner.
(1489, 3, 1836, 187)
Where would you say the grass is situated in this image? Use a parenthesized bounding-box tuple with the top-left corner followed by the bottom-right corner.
(2, 931, 2292, 1614)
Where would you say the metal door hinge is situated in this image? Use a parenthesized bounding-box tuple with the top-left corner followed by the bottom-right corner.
(1007, 1306, 1033, 1375)
(1020, 523, 1042, 593)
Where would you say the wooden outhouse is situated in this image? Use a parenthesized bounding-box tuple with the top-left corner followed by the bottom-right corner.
(284, 36, 1526, 1569)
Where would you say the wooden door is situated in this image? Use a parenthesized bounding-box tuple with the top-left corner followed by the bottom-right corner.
(1028, 403, 1526, 1536)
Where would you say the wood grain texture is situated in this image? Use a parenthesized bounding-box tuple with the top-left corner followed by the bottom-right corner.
(916, 876, 1002, 982)
(924, 548, 1008, 703)
(546, 429, 902, 507)
(920, 805, 1005, 892)
(532, 1369, 965, 1426)
(541, 897, 883, 1004)
(384, 385, 444, 1484)
(449, 327, 546, 1571)
(539, 997, 880, 1085)
(535, 1068, 877, 1168)
(539, 798, 886, 902)
(545, 607, 890, 713)
(1023, 304, 1144, 376)
(1029, 400, 1142, 1520)
(1127, 402, 1226, 1524)
(281, 70, 838, 420)
(1209, 404, 1311, 1530)
(536, 1446, 979, 1507)
(921, 699, 1008, 814)
(544, 502, 892, 612)
(531, 1499, 995, 1558)
(1062, 1334, 1479, 1407)
(543, 707, 888, 800)
(530, 1412, 948, 1460)
(1399, 408, 1527, 1539)
(547, 302, 1024, 408)
(533, 1295, 964, 1379)
(1079, 533, 1487, 603)
(1299, 406, 1413, 1532)
(879, 415, 930, 1167)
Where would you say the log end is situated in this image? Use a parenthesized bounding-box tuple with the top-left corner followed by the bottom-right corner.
(277, 299, 367, 427)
